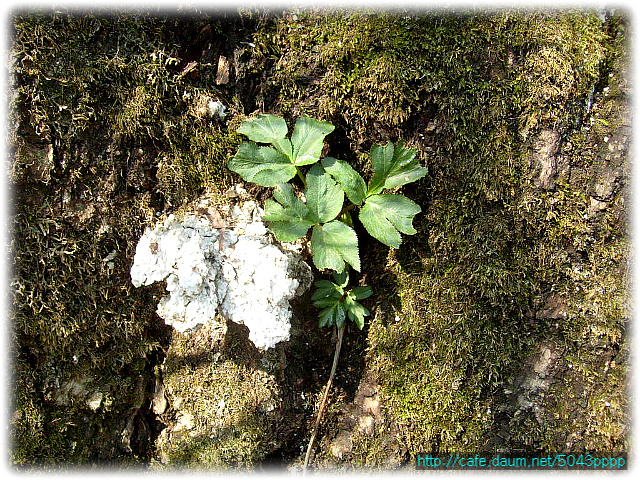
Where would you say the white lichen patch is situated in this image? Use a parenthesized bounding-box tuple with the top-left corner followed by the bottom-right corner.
(130, 201, 312, 350)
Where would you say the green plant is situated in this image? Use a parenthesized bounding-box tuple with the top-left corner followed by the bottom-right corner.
(312, 270, 373, 330)
(228, 113, 426, 470)
(229, 113, 426, 327)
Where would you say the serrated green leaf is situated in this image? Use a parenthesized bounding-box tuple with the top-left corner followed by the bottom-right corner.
(311, 280, 343, 302)
(313, 297, 342, 308)
(262, 184, 314, 241)
(272, 137, 293, 159)
(291, 117, 335, 165)
(305, 164, 344, 224)
(272, 183, 308, 216)
(344, 296, 369, 329)
(313, 279, 340, 291)
(321, 157, 367, 205)
(311, 220, 360, 272)
(263, 199, 311, 242)
(367, 141, 427, 196)
(350, 286, 373, 300)
(237, 114, 288, 144)
(228, 142, 296, 187)
(318, 302, 346, 328)
(359, 194, 421, 248)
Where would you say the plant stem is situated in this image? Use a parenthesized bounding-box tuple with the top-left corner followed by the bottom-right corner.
(303, 324, 345, 474)
(337, 202, 358, 220)
(296, 166, 307, 187)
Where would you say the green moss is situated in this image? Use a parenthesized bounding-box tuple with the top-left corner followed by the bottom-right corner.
(358, 9, 628, 456)
(367, 264, 534, 451)
(158, 328, 281, 469)
(12, 12, 174, 144)
(10, 6, 629, 467)
(11, 191, 161, 367)
(349, 425, 402, 469)
(253, 10, 606, 154)
(9, 9, 244, 466)
(10, 352, 153, 467)
(538, 336, 628, 451)
(515, 12, 607, 135)
(156, 118, 243, 206)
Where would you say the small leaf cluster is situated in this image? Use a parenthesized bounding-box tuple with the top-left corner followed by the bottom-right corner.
(228, 114, 426, 329)
(312, 270, 373, 329)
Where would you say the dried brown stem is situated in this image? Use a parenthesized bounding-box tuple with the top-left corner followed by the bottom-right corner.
(303, 324, 345, 474)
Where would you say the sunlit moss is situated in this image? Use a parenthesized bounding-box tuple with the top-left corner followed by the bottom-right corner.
(156, 122, 243, 206)
(9, 6, 629, 467)
(9, 8, 242, 466)
(157, 329, 281, 469)
(352, 9, 627, 455)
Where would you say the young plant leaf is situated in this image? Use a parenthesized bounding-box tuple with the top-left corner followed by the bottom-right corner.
(359, 194, 421, 249)
(237, 114, 288, 144)
(305, 164, 344, 224)
(272, 138, 293, 159)
(313, 296, 343, 308)
(321, 157, 367, 205)
(291, 117, 335, 165)
(228, 142, 296, 186)
(311, 220, 360, 272)
(318, 302, 346, 328)
(313, 279, 343, 296)
(344, 295, 369, 330)
(312, 280, 343, 309)
(366, 141, 427, 196)
(350, 286, 373, 300)
(312, 279, 343, 303)
(312, 270, 372, 329)
(262, 183, 315, 241)
(332, 269, 349, 288)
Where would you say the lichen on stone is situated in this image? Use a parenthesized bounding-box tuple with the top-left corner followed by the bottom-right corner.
(130, 200, 313, 350)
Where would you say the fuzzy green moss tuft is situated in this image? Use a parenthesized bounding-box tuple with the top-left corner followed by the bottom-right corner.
(157, 328, 282, 469)
(10, 9, 244, 466)
(359, 9, 628, 455)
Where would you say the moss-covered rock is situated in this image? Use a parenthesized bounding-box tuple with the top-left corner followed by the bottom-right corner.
(154, 323, 282, 469)
(9, 8, 262, 467)
(9, 6, 630, 470)
(361, 9, 629, 456)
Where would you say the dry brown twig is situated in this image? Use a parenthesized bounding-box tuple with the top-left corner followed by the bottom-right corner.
(303, 325, 345, 474)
